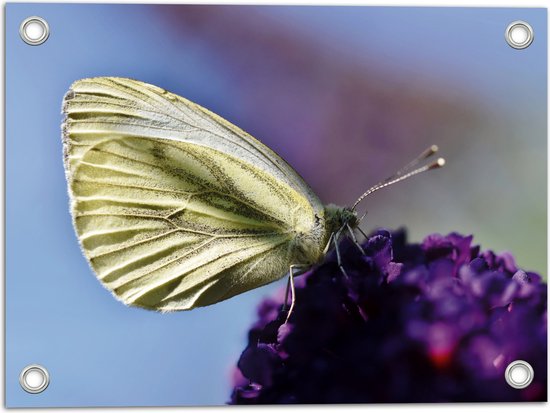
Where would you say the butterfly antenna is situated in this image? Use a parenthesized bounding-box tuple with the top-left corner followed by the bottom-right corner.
(394, 144, 440, 176)
(371, 145, 440, 191)
(351, 145, 445, 213)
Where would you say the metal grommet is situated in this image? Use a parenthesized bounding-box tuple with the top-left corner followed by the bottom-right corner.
(505, 360, 534, 389)
(505, 21, 534, 50)
(19, 16, 50, 46)
(19, 364, 50, 394)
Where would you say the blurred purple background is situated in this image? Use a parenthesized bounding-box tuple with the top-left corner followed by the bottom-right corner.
(156, 5, 546, 277)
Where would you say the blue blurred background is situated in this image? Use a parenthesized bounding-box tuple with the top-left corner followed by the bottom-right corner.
(6, 4, 546, 407)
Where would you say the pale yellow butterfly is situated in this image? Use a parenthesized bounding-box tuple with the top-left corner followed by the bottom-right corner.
(62, 77, 444, 318)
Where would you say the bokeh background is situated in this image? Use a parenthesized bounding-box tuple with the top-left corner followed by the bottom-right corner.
(6, 4, 546, 407)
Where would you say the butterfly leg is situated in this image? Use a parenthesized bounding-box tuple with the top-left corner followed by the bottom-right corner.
(334, 228, 349, 278)
(356, 226, 369, 241)
(346, 223, 365, 255)
(284, 266, 297, 324)
(284, 265, 308, 324)
(283, 276, 291, 311)
(322, 232, 335, 255)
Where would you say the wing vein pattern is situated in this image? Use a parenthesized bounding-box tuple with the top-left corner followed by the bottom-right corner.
(62, 77, 325, 311)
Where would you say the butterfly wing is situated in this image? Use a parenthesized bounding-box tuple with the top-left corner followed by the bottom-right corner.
(63, 78, 326, 311)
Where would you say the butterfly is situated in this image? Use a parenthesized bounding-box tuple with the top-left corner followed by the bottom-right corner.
(62, 77, 444, 319)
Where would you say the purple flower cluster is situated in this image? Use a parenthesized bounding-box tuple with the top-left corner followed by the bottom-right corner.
(230, 230, 547, 403)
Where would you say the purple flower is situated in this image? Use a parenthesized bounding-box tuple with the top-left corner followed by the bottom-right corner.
(230, 230, 547, 403)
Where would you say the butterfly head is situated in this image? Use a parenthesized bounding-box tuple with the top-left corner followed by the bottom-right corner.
(341, 207, 359, 229)
(324, 205, 359, 234)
